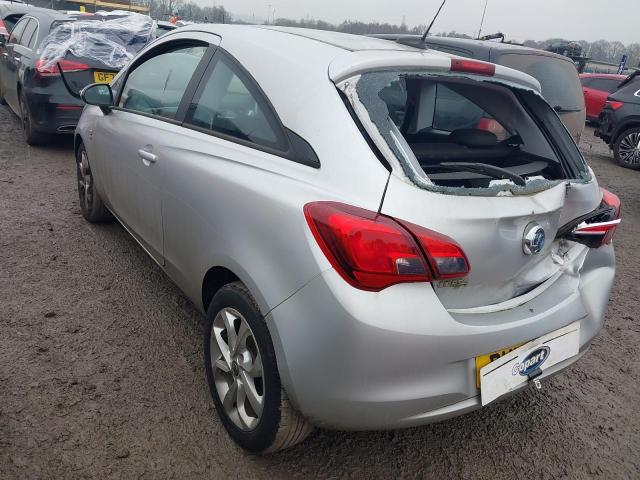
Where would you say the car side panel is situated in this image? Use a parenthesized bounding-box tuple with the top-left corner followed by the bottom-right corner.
(159, 123, 389, 315)
(584, 86, 608, 120)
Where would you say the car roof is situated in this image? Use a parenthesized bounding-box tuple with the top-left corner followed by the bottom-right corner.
(0, 1, 31, 15)
(156, 20, 177, 29)
(371, 33, 574, 63)
(21, 7, 74, 21)
(174, 25, 540, 89)
(258, 26, 419, 52)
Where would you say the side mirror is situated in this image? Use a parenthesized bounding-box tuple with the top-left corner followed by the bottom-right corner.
(80, 83, 113, 112)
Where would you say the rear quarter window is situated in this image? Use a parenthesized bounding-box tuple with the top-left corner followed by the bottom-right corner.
(498, 53, 583, 112)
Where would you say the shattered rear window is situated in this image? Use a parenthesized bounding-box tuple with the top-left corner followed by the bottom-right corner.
(342, 71, 589, 196)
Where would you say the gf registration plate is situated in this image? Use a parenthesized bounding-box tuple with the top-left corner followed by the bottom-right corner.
(477, 321, 580, 406)
(93, 71, 116, 83)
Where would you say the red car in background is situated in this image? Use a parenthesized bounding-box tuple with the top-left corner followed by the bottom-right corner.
(580, 73, 627, 122)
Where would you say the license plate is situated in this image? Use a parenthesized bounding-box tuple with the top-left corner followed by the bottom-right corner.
(475, 342, 525, 387)
(478, 321, 580, 406)
(93, 71, 116, 83)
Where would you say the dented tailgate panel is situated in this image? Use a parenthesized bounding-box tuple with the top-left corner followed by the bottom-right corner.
(380, 175, 601, 309)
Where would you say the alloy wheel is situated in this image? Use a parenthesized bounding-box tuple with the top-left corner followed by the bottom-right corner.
(77, 150, 93, 212)
(618, 132, 640, 166)
(210, 307, 264, 431)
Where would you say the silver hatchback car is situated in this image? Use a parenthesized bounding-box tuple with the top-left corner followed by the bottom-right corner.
(75, 25, 620, 453)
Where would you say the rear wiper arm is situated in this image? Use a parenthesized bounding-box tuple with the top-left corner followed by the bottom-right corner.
(553, 105, 581, 113)
(435, 162, 526, 186)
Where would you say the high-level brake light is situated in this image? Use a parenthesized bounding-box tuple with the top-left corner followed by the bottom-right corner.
(450, 58, 496, 76)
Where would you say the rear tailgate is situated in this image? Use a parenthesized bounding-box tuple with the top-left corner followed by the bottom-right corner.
(380, 175, 600, 309)
(59, 54, 118, 90)
(331, 50, 604, 309)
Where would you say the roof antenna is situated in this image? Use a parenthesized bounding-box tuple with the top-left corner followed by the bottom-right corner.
(477, 0, 489, 39)
(421, 0, 448, 42)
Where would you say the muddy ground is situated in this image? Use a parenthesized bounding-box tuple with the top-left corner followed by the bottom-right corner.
(0, 102, 638, 479)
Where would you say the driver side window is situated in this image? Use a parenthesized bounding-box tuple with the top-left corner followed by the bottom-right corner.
(119, 44, 207, 120)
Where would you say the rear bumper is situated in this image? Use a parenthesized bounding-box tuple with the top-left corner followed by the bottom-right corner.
(266, 244, 615, 430)
(23, 88, 84, 134)
(595, 109, 620, 145)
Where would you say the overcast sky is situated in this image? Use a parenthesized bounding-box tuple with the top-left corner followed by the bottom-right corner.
(208, 0, 638, 44)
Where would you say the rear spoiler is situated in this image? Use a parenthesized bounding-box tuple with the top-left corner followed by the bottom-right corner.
(328, 50, 541, 92)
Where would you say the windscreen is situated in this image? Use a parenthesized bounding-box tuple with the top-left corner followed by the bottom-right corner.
(346, 71, 589, 195)
(498, 53, 583, 112)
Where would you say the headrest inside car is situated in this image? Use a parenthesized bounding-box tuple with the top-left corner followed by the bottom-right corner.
(449, 129, 499, 148)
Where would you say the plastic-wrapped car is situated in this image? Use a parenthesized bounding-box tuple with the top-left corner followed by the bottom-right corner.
(0, 8, 155, 145)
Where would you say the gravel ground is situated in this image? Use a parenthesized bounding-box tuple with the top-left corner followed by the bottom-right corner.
(1, 103, 639, 479)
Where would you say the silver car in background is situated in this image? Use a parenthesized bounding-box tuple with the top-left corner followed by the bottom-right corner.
(74, 25, 620, 453)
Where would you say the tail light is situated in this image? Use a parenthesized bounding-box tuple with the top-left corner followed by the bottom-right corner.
(605, 100, 624, 110)
(35, 58, 90, 76)
(569, 188, 621, 247)
(450, 58, 496, 76)
(304, 202, 470, 291)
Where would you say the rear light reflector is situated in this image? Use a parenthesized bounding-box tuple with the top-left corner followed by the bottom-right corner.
(35, 58, 90, 76)
(600, 188, 621, 245)
(304, 201, 470, 291)
(605, 100, 624, 110)
(396, 220, 470, 278)
(450, 58, 496, 76)
(570, 188, 621, 247)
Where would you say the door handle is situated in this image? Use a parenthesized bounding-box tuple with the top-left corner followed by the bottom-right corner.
(138, 147, 157, 165)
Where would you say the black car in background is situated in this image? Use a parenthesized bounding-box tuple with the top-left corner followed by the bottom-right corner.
(371, 34, 586, 144)
(596, 73, 640, 169)
(0, 9, 154, 145)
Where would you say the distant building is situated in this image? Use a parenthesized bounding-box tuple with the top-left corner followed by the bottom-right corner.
(29, 0, 149, 14)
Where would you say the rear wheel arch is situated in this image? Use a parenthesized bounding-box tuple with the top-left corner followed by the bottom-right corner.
(201, 266, 240, 313)
(74, 134, 84, 157)
(612, 118, 640, 145)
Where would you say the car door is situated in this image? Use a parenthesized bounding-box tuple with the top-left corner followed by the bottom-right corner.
(580, 77, 596, 118)
(585, 78, 620, 119)
(92, 37, 215, 265)
(158, 48, 307, 303)
(586, 78, 608, 119)
(1, 16, 29, 112)
(12, 16, 37, 100)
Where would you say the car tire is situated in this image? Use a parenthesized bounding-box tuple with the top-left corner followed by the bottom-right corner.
(76, 142, 113, 223)
(613, 127, 640, 170)
(204, 281, 313, 453)
(20, 92, 46, 146)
